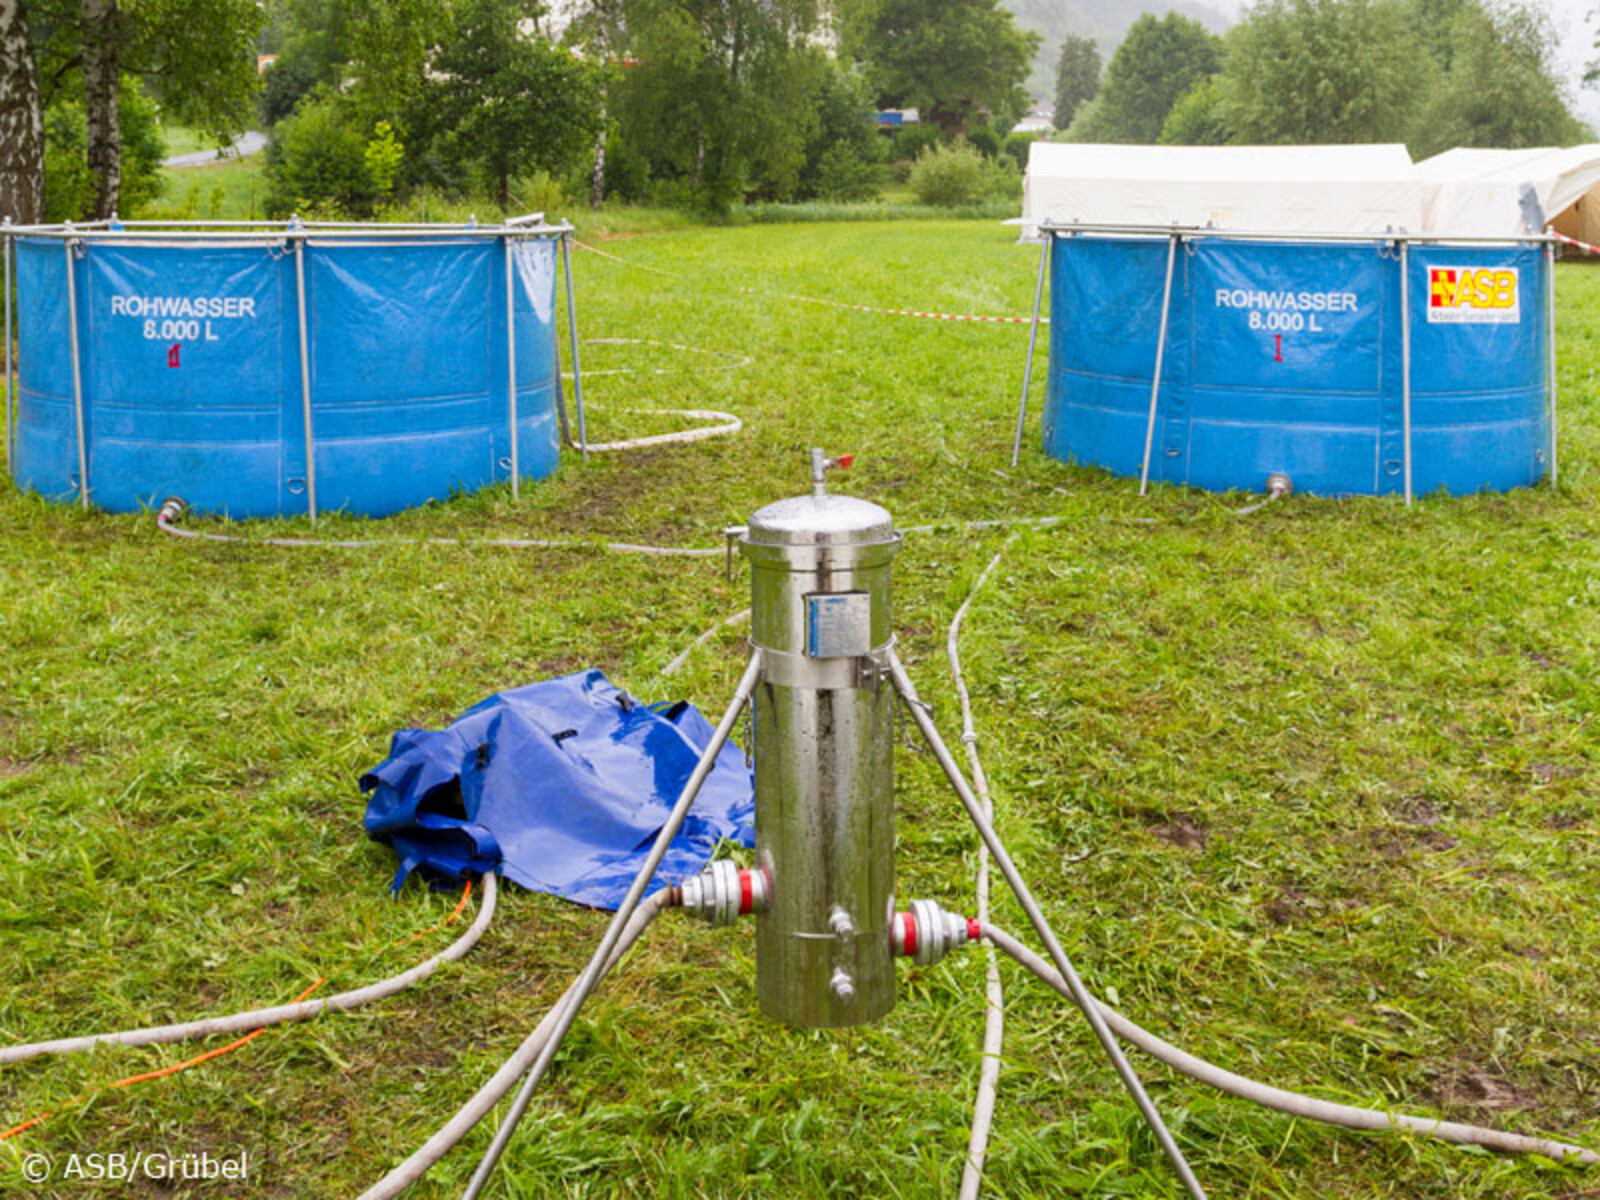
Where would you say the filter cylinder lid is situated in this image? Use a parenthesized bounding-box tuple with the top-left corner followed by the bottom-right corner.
(745, 494, 896, 548)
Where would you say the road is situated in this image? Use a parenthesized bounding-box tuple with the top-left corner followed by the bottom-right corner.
(163, 131, 267, 169)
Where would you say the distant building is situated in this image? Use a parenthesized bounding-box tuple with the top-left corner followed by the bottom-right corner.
(875, 109, 919, 128)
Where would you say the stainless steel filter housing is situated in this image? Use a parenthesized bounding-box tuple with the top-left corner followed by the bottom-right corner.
(742, 490, 900, 1028)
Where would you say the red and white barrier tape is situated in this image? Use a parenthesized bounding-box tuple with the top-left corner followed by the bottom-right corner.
(1549, 229, 1600, 256)
(576, 240, 1047, 326)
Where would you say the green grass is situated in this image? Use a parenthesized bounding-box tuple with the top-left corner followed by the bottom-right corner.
(0, 224, 1597, 1199)
(151, 158, 268, 221)
(158, 124, 231, 160)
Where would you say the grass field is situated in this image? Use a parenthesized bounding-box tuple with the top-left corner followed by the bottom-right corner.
(0, 221, 1597, 1199)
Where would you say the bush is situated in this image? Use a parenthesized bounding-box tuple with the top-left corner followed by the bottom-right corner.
(908, 140, 1013, 207)
(891, 122, 942, 161)
(967, 125, 1003, 159)
(812, 143, 880, 202)
(1003, 130, 1041, 171)
(43, 84, 166, 221)
(265, 92, 376, 218)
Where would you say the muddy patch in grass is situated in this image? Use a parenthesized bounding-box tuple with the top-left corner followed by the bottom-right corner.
(1149, 815, 1208, 852)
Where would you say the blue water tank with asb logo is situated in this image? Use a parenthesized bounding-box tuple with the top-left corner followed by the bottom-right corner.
(1041, 234, 1553, 496)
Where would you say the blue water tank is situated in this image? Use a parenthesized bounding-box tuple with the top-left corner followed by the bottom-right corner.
(9, 228, 564, 518)
(1042, 233, 1554, 496)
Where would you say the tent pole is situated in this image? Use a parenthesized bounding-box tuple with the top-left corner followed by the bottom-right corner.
(1138, 233, 1179, 497)
(1011, 234, 1049, 468)
(1399, 240, 1413, 507)
(1546, 241, 1558, 487)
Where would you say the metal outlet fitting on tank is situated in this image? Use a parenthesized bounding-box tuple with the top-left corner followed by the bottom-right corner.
(740, 451, 900, 1029)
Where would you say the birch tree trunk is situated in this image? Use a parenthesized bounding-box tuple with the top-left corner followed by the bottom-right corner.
(83, 0, 120, 220)
(0, 0, 43, 224)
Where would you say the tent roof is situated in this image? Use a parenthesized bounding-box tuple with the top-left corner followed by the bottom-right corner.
(1414, 145, 1600, 234)
(1022, 143, 1423, 236)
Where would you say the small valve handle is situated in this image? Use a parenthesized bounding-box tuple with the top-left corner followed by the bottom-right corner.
(810, 448, 856, 497)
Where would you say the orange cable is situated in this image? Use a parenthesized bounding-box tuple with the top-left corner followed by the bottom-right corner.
(1, 879, 475, 1142)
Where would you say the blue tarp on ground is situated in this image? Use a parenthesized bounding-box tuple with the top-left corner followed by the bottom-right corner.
(361, 670, 754, 910)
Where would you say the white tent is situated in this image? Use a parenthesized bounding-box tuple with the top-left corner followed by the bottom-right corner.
(1414, 145, 1600, 241)
(1020, 142, 1424, 238)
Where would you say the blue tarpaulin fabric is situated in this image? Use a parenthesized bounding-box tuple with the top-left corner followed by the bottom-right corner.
(361, 670, 754, 909)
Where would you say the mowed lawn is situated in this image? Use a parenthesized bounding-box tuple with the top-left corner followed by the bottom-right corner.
(0, 221, 1596, 1198)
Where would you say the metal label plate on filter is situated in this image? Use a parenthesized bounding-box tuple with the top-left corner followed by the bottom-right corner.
(805, 592, 871, 658)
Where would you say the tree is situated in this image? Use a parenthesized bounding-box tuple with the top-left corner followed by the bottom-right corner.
(1218, 0, 1426, 145)
(864, 0, 1039, 137)
(0, 0, 44, 223)
(1412, 1, 1588, 157)
(1160, 76, 1229, 145)
(1078, 12, 1221, 144)
(417, 0, 602, 209)
(19, 0, 261, 218)
(1052, 33, 1098, 131)
(609, 0, 831, 211)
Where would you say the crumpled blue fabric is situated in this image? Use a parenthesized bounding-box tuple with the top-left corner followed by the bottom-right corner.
(361, 670, 754, 909)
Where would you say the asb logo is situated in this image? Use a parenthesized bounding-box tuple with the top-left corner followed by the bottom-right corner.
(1427, 267, 1520, 325)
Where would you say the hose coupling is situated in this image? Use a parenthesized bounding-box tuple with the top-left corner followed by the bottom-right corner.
(1265, 472, 1293, 498)
(157, 496, 189, 525)
(891, 900, 980, 966)
(674, 860, 769, 926)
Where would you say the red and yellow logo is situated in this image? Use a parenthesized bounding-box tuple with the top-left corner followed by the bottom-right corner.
(1428, 267, 1520, 324)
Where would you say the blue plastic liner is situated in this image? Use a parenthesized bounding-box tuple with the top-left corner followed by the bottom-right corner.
(361, 671, 754, 909)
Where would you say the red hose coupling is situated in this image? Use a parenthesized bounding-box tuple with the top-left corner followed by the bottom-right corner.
(676, 860, 768, 926)
(891, 900, 979, 966)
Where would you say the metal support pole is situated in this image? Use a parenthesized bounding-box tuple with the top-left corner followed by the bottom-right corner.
(1010, 235, 1050, 468)
(1399, 240, 1413, 507)
(1546, 241, 1558, 486)
(1138, 234, 1179, 497)
(461, 650, 765, 1199)
(886, 649, 1208, 1200)
(64, 239, 88, 510)
(293, 237, 318, 522)
(505, 237, 520, 500)
(4, 221, 13, 477)
(561, 233, 587, 460)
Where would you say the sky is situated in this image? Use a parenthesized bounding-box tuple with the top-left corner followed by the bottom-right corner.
(1203, 0, 1598, 126)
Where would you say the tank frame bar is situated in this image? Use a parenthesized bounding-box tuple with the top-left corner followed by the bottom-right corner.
(4, 220, 12, 480)
(4, 219, 573, 241)
(1017, 223, 1561, 499)
(1037, 220, 1556, 246)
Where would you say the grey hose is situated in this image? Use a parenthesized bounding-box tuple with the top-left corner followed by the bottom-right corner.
(0, 873, 498, 1066)
(947, 539, 1017, 1200)
(157, 504, 1065, 557)
(983, 923, 1600, 1167)
(356, 890, 672, 1200)
(156, 506, 721, 558)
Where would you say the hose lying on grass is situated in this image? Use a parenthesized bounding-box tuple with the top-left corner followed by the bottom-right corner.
(983, 923, 1600, 1167)
(155, 501, 1067, 554)
(355, 889, 673, 1200)
(947, 537, 1017, 1200)
(0, 874, 497, 1067)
